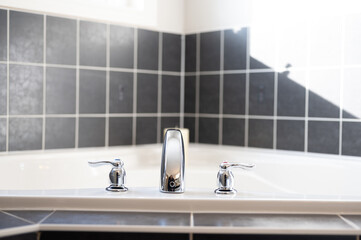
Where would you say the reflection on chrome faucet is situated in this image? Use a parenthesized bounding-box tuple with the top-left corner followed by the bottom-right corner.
(160, 129, 185, 193)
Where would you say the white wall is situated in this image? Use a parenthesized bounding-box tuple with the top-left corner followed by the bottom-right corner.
(0, 0, 184, 34)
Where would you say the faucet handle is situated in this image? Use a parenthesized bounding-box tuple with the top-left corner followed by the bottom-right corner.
(88, 158, 128, 192)
(219, 161, 255, 170)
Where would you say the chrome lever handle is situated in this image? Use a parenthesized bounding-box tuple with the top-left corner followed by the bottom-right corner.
(220, 161, 255, 170)
(88, 159, 124, 168)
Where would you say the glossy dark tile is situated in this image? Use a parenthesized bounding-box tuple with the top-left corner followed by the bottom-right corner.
(78, 117, 105, 148)
(248, 119, 273, 149)
(136, 73, 158, 113)
(342, 122, 361, 157)
(224, 28, 247, 70)
(109, 71, 133, 113)
(10, 11, 43, 63)
(0, 212, 31, 229)
(46, 16, 76, 65)
(1, 233, 37, 240)
(184, 117, 195, 143)
(222, 118, 245, 146)
(5, 210, 52, 223)
(162, 75, 180, 113)
(308, 121, 339, 155)
(194, 213, 351, 230)
(0, 118, 6, 151)
(277, 120, 305, 151)
(161, 117, 180, 141)
(41, 232, 188, 240)
(186, 34, 197, 72)
(45, 118, 75, 149)
(79, 70, 106, 114)
(162, 33, 181, 72)
(137, 29, 159, 70)
(46, 67, 76, 114)
(0, 10, 7, 61)
(0, 64, 6, 115)
(9, 118, 42, 151)
(199, 75, 219, 114)
(110, 25, 134, 68)
(249, 72, 274, 116)
(200, 31, 220, 71)
(109, 117, 132, 146)
(79, 21, 106, 67)
(199, 117, 218, 144)
(223, 73, 246, 115)
(343, 68, 361, 119)
(194, 234, 355, 240)
(185, 76, 196, 113)
(136, 117, 157, 144)
(277, 71, 306, 117)
(9, 65, 43, 115)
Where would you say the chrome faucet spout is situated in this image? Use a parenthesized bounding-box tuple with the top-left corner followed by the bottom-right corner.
(160, 129, 185, 193)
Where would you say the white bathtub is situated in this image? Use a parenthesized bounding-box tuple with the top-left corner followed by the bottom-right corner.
(1, 144, 361, 213)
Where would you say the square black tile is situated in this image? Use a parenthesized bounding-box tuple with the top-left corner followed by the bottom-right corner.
(162, 75, 180, 113)
(342, 122, 361, 157)
(0, 64, 6, 115)
(161, 117, 180, 141)
(10, 11, 43, 63)
(136, 73, 158, 113)
(200, 31, 220, 71)
(109, 71, 133, 113)
(186, 34, 197, 72)
(0, 118, 6, 151)
(46, 16, 76, 65)
(45, 117, 75, 149)
(184, 117, 195, 143)
(9, 65, 43, 115)
(0, 211, 31, 230)
(46, 67, 76, 114)
(222, 118, 245, 146)
(224, 28, 247, 70)
(199, 75, 219, 114)
(185, 75, 196, 113)
(223, 73, 246, 115)
(79, 69, 106, 114)
(162, 33, 181, 72)
(199, 117, 219, 144)
(309, 91, 340, 118)
(79, 21, 106, 67)
(0, 9, 7, 61)
(343, 68, 361, 119)
(277, 72, 306, 117)
(108, 117, 132, 146)
(248, 119, 273, 149)
(277, 120, 305, 151)
(136, 117, 157, 144)
(110, 25, 134, 69)
(137, 29, 159, 70)
(78, 117, 105, 148)
(308, 121, 339, 154)
(9, 118, 42, 151)
(40, 232, 188, 240)
(249, 72, 274, 116)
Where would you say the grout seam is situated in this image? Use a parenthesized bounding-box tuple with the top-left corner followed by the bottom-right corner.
(157, 32, 163, 143)
(132, 28, 138, 145)
(219, 30, 224, 145)
(42, 15, 46, 150)
(339, 17, 345, 155)
(245, 27, 250, 147)
(105, 23, 110, 147)
(338, 215, 360, 230)
(0, 211, 36, 224)
(195, 33, 200, 143)
(75, 19, 80, 148)
(5, 9, 9, 152)
(180, 34, 185, 128)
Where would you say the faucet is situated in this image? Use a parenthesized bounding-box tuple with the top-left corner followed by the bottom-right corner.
(160, 129, 185, 193)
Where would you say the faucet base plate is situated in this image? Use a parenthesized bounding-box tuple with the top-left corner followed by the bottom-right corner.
(215, 188, 237, 195)
(106, 185, 128, 192)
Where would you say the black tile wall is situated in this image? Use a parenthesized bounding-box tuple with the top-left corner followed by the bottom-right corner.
(308, 121, 339, 155)
(79, 70, 106, 114)
(161, 75, 180, 113)
(137, 73, 158, 113)
(78, 117, 105, 148)
(248, 119, 273, 149)
(185, 34, 197, 72)
(224, 28, 247, 70)
(0, 118, 6, 151)
(199, 75, 219, 114)
(223, 73, 246, 115)
(137, 29, 159, 70)
(10, 11, 43, 63)
(109, 117, 133, 146)
(109, 25, 134, 69)
(109, 71, 133, 113)
(0, 9, 7, 61)
(9, 118, 42, 151)
(222, 118, 245, 146)
(277, 120, 305, 151)
(249, 72, 274, 116)
(199, 117, 219, 144)
(162, 33, 181, 72)
(184, 117, 195, 143)
(45, 117, 75, 149)
(0, 64, 6, 115)
(342, 122, 361, 157)
(79, 21, 106, 67)
(46, 16, 76, 65)
(185, 76, 196, 113)
(136, 117, 157, 145)
(200, 31, 220, 71)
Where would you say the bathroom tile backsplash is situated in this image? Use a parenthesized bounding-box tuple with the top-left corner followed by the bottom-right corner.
(1, 8, 361, 158)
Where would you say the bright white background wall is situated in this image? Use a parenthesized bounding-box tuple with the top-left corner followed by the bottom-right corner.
(0, 0, 185, 34)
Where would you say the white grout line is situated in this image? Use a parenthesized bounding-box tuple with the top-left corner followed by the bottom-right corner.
(339, 17, 345, 155)
(75, 19, 80, 148)
(38, 210, 55, 224)
(132, 28, 138, 145)
(339, 215, 360, 230)
(219, 30, 224, 145)
(304, 20, 311, 153)
(5, 9, 9, 152)
(42, 15, 46, 150)
(157, 32, 163, 143)
(105, 23, 110, 147)
(273, 71, 278, 150)
(195, 33, 200, 143)
(245, 27, 250, 147)
(0, 210, 35, 224)
(190, 212, 194, 227)
(180, 34, 185, 128)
